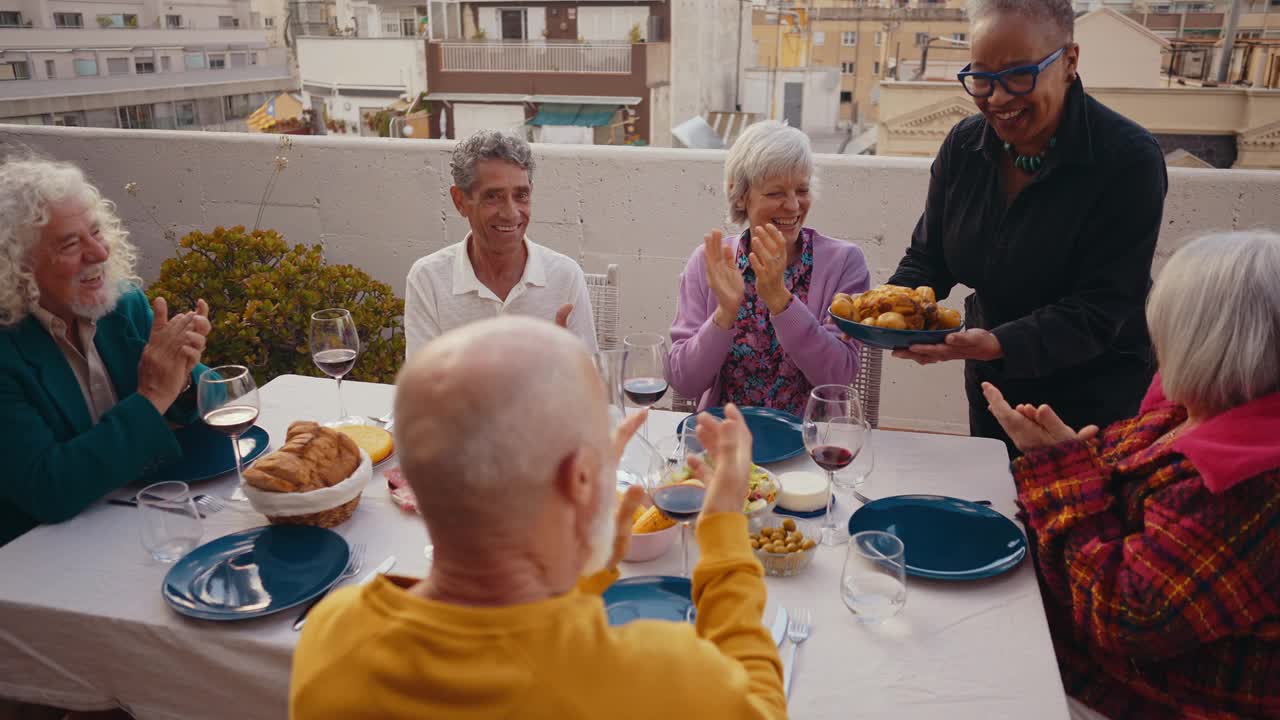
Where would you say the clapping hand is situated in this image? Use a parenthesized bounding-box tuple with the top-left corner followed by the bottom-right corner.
(555, 304, 574, 329)
(747, 223, 793, 315)
(704, 229, 746, 329)
(685, 404, 755, 518)
(981, 382, 1099, 453)
(606, 411, 648, 569)
(137, 297, 211, 414)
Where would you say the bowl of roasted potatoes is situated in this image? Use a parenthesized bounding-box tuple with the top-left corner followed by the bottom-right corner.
(749, 518, 818, 577)
(828, 284, 964, 349)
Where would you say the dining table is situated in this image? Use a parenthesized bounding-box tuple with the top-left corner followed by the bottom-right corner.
(0, 373, 1071, 719)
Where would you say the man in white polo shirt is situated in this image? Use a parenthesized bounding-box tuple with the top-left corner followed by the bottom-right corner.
(404, 130, 597, 356)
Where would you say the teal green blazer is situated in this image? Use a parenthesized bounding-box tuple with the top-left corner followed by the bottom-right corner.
(0, 288, 206, 546)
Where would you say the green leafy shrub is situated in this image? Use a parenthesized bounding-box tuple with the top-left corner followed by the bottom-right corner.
(146, 226, 405, 385)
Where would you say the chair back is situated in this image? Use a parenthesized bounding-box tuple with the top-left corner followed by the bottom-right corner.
(852, 344, 883, 429)
(584, 264, 620, 350)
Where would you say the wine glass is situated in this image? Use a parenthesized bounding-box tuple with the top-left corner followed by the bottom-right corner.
(198, 365, 260, 502)
(622, 333, 670, 440)
(644, 434, 705, 578)
(591, 349, 627, 429)
(310, 308, 361, 425)
(832, 424, 874, 508)
(841, 531, 907, 624)
(803, 384, 868, 547)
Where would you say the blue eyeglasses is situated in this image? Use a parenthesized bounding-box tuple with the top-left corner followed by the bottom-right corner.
(957, 46, 1066, 98)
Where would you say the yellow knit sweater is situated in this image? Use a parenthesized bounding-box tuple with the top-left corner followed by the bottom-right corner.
(289, 512, 786, 719)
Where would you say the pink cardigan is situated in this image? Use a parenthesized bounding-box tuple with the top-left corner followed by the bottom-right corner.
(668, 229, 871, 410)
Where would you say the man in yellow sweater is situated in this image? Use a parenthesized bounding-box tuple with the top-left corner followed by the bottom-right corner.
(289, 316, 786, 720)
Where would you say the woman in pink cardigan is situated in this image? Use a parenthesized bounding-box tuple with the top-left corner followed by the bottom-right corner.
(669, 121, 870, 415)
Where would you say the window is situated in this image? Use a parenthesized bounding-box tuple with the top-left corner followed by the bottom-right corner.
(74, 58, 98, 76)
(223, 94, 253, 119)
(812, 31, 825, 46)
(0, 11, 21, 26)
(218, 15, 236, 28)
(842, 31, 857, 47)
(250, 52, 258, 65)
(107, 58, 130, 75)
(951, 32, 967, 42)
(840, 90, 852, 102)
(185, 53, 206, 70)
(875, 31, 882, 47)
(841, 61, 855, 74)
(117, 104, 154, 129)
(135, 59, 155, 74)
(208, 54, 226, 69)
(97, 13, 138, 28)
(44, 59, 55, 78)
(54, 12, 84, 28)
(53, 112, 84, 126)
(873, 60, 881, 75)
(264, 16, 274, 28)
(165, 14, 182, 28)
(229, 52, 246, 68)
(161, 56, 171, 72)
(915, 32, 930, 47)
(176, 101, 197, 127)
(0, 61, 30, 81)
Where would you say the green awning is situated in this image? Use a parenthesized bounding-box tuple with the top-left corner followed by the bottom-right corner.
(529, 103, 619, 127)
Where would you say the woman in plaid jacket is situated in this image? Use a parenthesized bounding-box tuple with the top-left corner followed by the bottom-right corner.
(983, 230, 1280, 720)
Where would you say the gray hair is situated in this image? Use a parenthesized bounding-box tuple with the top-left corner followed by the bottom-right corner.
(724, 120, 815, 226)
(1147, 230, 1280, 416)
(449, 129, 535, 194)
(967, 0, 1075, 43)
(0, 157, 138, 327)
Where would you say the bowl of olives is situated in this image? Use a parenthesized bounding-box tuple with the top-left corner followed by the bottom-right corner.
(749, 518, 818, 577)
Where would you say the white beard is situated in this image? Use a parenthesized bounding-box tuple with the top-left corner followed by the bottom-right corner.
(69, 264, 124, 320)
(581, 479, 619, 576)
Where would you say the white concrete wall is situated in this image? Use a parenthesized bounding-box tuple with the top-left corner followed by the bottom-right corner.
(577, 5, 648, 42)
(668, 0, 739, 130)
(4, 126, 1280, 432)
(1075, 12, 1166, 88)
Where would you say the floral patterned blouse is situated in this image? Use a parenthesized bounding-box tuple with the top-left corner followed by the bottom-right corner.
(716, 229, 815, 415)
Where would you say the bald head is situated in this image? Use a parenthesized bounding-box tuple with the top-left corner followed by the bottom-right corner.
(394, 317, 609, 538)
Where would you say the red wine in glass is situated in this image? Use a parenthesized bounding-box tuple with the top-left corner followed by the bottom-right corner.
(811, 445, 855, 472)
(653, 483, 706, 523)
(312, 348, 358, 378)
(203, 405, 260, 437)
(623, 377, 669, 407)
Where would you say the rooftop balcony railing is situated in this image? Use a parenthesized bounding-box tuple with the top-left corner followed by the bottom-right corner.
(1, 126, 1277, 431)
(438, 41, 633, 74)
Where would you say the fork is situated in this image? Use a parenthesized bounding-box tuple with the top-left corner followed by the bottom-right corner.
(291, 543, 365, 630)
(783, 607, 812, 699)
(108, 494, 226, 518)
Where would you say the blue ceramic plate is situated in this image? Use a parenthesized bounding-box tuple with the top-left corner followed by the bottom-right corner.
(828, 310, 962, 350)
(162, 525, 350, 621)
(847, 494, 1027, 581)
(142, 423, 270, 485)
(603, 576, 695, 626)
(680, 407, 804, 465)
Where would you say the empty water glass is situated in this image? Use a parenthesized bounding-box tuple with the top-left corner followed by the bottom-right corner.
(138, 481, 203, 563)
(841, 530, 906, 624)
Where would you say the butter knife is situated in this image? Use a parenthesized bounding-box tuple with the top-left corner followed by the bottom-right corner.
(293, 555, 396, 631)
(771, 606, 789, 647)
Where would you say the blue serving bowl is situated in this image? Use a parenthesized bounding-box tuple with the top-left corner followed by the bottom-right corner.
(828, 309, 962, 350)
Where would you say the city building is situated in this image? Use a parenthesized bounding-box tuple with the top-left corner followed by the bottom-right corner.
(0, 0, 293, 129)
(750, 0, 972, 128)
(295, 0, 749, 145)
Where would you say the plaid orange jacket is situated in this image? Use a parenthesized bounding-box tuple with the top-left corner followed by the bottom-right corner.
(1013, 399, 1280, 719)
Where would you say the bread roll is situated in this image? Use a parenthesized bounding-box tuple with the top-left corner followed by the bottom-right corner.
(243, 421, 360, 493)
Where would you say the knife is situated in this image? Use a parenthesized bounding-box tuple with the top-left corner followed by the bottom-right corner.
(770, 606, 789, 647)
(293, 555, 396, 631)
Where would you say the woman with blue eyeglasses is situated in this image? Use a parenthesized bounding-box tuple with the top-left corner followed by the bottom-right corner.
(887, 0, 1168, 456)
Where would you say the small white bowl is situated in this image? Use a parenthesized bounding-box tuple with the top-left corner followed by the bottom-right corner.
(625, 522, 680, 562)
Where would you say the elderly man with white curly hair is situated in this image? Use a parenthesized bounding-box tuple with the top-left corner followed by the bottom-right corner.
(0, 157, 212, 547)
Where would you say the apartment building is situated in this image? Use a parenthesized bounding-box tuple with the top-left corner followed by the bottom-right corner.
(751, 0, 971, 126)
(0, 0, 294, 129)
(296, 0, 749, 146)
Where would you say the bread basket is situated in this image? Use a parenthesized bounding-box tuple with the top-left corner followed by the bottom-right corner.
(242, 450, 372, 528)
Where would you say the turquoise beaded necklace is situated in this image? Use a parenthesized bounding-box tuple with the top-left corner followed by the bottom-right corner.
(1004, 136, 1056, 173)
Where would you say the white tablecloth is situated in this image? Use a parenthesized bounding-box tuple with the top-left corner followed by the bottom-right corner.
(0, 374, 1070, 719)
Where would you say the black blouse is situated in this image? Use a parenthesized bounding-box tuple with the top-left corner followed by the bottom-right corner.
(889, 78, 1167, 428)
